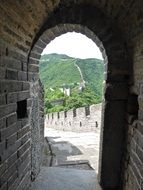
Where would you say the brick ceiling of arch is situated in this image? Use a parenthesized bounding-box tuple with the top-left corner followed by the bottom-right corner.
(1, 0, 138, 82)
(1, 0, 140, 62)
(28, 3, 129, 84)
(29, 24, 106, 59)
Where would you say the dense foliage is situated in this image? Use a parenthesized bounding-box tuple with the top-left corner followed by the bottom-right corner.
(44, 87, 101, 113)
(40, 53, 104, 113)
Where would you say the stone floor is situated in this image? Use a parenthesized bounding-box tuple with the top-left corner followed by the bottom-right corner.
(45, 127, 100, 172)
(30, 167, 102, 190)
(30, 128, 101, 190)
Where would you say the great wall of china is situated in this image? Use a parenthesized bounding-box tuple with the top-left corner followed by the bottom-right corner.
(45, 104, 102, 132)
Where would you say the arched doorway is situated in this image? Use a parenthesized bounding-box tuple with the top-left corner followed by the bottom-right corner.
(28, 4, 129, 189)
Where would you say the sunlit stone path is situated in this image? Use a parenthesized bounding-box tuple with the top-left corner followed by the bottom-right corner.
(30, 127, 101, 190)
(45, 127, 101, 172)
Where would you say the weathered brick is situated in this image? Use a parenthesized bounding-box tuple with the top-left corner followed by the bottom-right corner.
(8, 177, 19, 190)
(17, 140, 30, 158)
(7, 152, 17, 168)
(27, 98, 32, 107)
(7, 92, 18, 104)
(131, 150, 143, 178)
(128, 166, 140, 190)
(20, 132, 30, 146)
(0, 141, 6, 155)
(20, 163, 31, 183)
(0, 161, 7, 177)
(0, 94, 6, 106)
(0, 56, 22, 71)
(0, 81, 22, 93)
(0, 123, 17, 141)
(19, 119, 29, 130)
(17, 91, 30, 102)
(30, 52, 41, 60)
(8, 48, 27, 63)
(136, 146, 143, 165)
(138, 109, 143, 120)
(7, 171, 18, 189)
(130, 159, 142, 186)
(6, 69, 18, 80)
(136, 130, 143, 150)
(130, 137, 136, 152)
(0, 162, 17, 187)
(137, 121, 143, 135)
(29, 57, 39, 65)
(0, 103, 17, 119)
(22, 62, 27, 72)
(0, 118, 6, 129)
(16, 171, 31, 190)
(18, 71, 27, 81)
(35, 39, 46, 49)
(28, 72, 39, 81)
(0, 182, 7, 190)
(0, 67, 6, 79)
(6, 113, 17, 127)
(17, 125, 30, 139)
(0, 140, 21, 163)
(22, 82, 30, 91)
(18, 156, 30, 180)
(6, 133, 17, 148)
(28, 64, 39, 73)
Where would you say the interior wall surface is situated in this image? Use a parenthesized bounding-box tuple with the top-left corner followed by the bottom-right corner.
(0, 1, 143, 190)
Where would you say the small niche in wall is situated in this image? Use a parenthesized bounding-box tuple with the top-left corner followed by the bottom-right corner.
(17, 99, 27, 119)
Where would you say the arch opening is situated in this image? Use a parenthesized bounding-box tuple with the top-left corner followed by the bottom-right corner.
(28, 4, 129, 189)
(40, 31, 104, 176)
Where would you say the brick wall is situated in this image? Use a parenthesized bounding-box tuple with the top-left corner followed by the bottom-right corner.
(45, 104, 101, 132)
(0, 2, 46, 188)
(0, 1, 143, 190)
(0, 41, 32, 189)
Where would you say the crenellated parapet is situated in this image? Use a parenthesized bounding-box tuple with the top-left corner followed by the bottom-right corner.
(45, 104, 102, 132)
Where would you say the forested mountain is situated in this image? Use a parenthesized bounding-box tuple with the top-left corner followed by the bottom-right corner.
(39, 53, 104, 113)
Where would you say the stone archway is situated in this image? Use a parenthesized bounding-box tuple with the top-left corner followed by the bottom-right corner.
(28, 4, 129, 189)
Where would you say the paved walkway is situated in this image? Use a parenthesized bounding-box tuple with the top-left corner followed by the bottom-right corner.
(30, 167, 102, 190)
(30, 128, 101, 190)
(45, 127, 100, 172)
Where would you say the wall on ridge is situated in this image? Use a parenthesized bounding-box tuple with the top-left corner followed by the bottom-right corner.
(45, 104, 102, 132)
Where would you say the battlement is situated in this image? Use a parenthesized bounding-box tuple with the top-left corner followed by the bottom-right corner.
(45, 104, 102, 132)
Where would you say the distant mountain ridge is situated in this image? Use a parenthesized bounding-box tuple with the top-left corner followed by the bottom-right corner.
(40, 53, 104, 96)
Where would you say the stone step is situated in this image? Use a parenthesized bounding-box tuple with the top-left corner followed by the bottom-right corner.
(29, 167, 102, 190)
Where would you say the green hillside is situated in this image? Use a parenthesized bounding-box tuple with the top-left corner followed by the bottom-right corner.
(40, 53, 104, 94)
(39, 53, 104, 113)
(40, 54, 81, 88)
(76, 58, 104, 96)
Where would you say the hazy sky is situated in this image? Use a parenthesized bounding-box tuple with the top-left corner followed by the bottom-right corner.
(42, 32, 103, 60)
